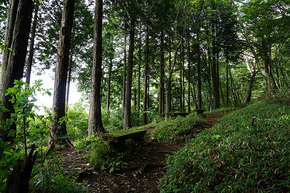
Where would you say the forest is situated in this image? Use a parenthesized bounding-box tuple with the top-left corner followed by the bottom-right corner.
(0, 0, 289, 192)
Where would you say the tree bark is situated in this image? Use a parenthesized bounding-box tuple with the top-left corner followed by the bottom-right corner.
(137, 27, 142, 113)
(244, 56, 256, 103)
(25, 1, 39, 85)
(106, 58, 113, 110)
(187, 32, 191, 113)
(66, 53, 73, 103)
(165, 51, 172, 119)
(159, 30, 165, 117)
(0, 0, 34, 142)
(142, 27, 149, 125)
(197, 30, 202, 110)
(50, 0, 75, 145)
(123, 15, 135, 129)
(6, 144, 37, 193)
(88, 0, 105, 136)
(122, 35, 127, 111)
(236, 8, 273, 93)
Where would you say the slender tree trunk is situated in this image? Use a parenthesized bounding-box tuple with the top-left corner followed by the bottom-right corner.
(207, 49, 213, 111)
(122, 35, 127, 111)
(142, 27, 149, 125)
(50, 0, 75, 145)
(0, 0, 34, 142)
(26, 2, 39, 85)
(180, 38, 185, 113)
(196, 30, 203, 111)
(166, 51, 172, 119)
(66, 53, 73, 103)
(187, 33, 191, 113)
(229, 67, 238, 107)
(159, 30, 165, 117)
(123, 15, 135, 129)
(211, 30, 220, 109)
(236, 9, 273, 93)
(226, 61, 229, 106)
(107, 58, 113, 110)
(244, 56, 256, 103)
(1, 0, 19, 78)
(137, 27, 142, 113)
(88, 0, 105, 136)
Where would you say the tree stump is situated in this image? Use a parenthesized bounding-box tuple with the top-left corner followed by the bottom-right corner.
(6, 144, 37, 193)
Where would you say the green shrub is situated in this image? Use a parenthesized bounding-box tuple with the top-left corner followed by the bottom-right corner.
(86, 138, 129, 173)
(160, 101, 290, 192)
(66, 102, 89, 142)
(151, 113, 207, 143)
(31, 155, 86, 193)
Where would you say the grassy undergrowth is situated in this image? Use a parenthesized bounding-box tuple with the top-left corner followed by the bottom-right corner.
(150, 113, 207, 143)
(160, 101, 289, 192)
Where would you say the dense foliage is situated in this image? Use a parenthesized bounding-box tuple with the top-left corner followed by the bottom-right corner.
(159, 96, 290, 192)
(151, 113, 207, 143)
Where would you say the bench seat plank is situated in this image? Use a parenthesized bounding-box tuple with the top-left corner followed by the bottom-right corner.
(99, 129, 146, 143)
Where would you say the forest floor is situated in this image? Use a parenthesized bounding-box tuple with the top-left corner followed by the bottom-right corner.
(56, 111, 228, 193)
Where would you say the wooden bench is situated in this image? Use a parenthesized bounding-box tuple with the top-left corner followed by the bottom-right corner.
(195, 109, 204, 117)
(167, 112, 190, 118)
(99, 129, 146, 149)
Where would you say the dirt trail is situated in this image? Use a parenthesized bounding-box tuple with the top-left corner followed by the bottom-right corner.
(57, 111, 228, 193)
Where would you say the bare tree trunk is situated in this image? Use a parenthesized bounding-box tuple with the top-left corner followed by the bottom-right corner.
(66, 53, 73, 103)
(142, 27, 149, 125)
(226, 61, 229, 106)
(159, 30, 165, 117)
(88, 0, 105, 136)
(26, 2, 39, 85)
(180, 38, 185, 113)
(166, 51, 172, 119)
(6, 144, 37, 193)
(50, 0, 75, 145)
(197, 31, 202, 110)
(137, 26, 142, 114)
(107, 58, 113, 110)
(0, 0, 34, 142)
(122, 35, 127, 111)
(206, 49, 213, 111)
(123, 15, 135, 129)
(244, 56, 256, 103)
(236, 8, 273, 93)
(187, 32, 191, 113)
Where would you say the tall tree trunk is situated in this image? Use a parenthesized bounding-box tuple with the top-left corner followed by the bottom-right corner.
(226, 61, 229, 106)
(236, 8, 273, 93)
(244, 56, 256, 103)
(180, 38, 185, 113)
(50, 0, 75, 145)
(107, 58, 113, 110)
(262, 36, 278, 90)
(137, 27, 142, 114)
(197, 33, 202, 110)
(123, 15, 135, 129)
(159, 30, 165, 117)
(142, 27, 149, 125)
(212, 29, 220, 109)
(207, 48, 213, 111)
(0, 0, 34, 142)
(1, 0, 19, 77)
(66, 53, 73, 103)
(166, 51, 172, 119)
(26, 2, 39, 85)
(187, 33, 191, 113)
(122, 35, 127, 111)
(88, 0, 105, 136)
